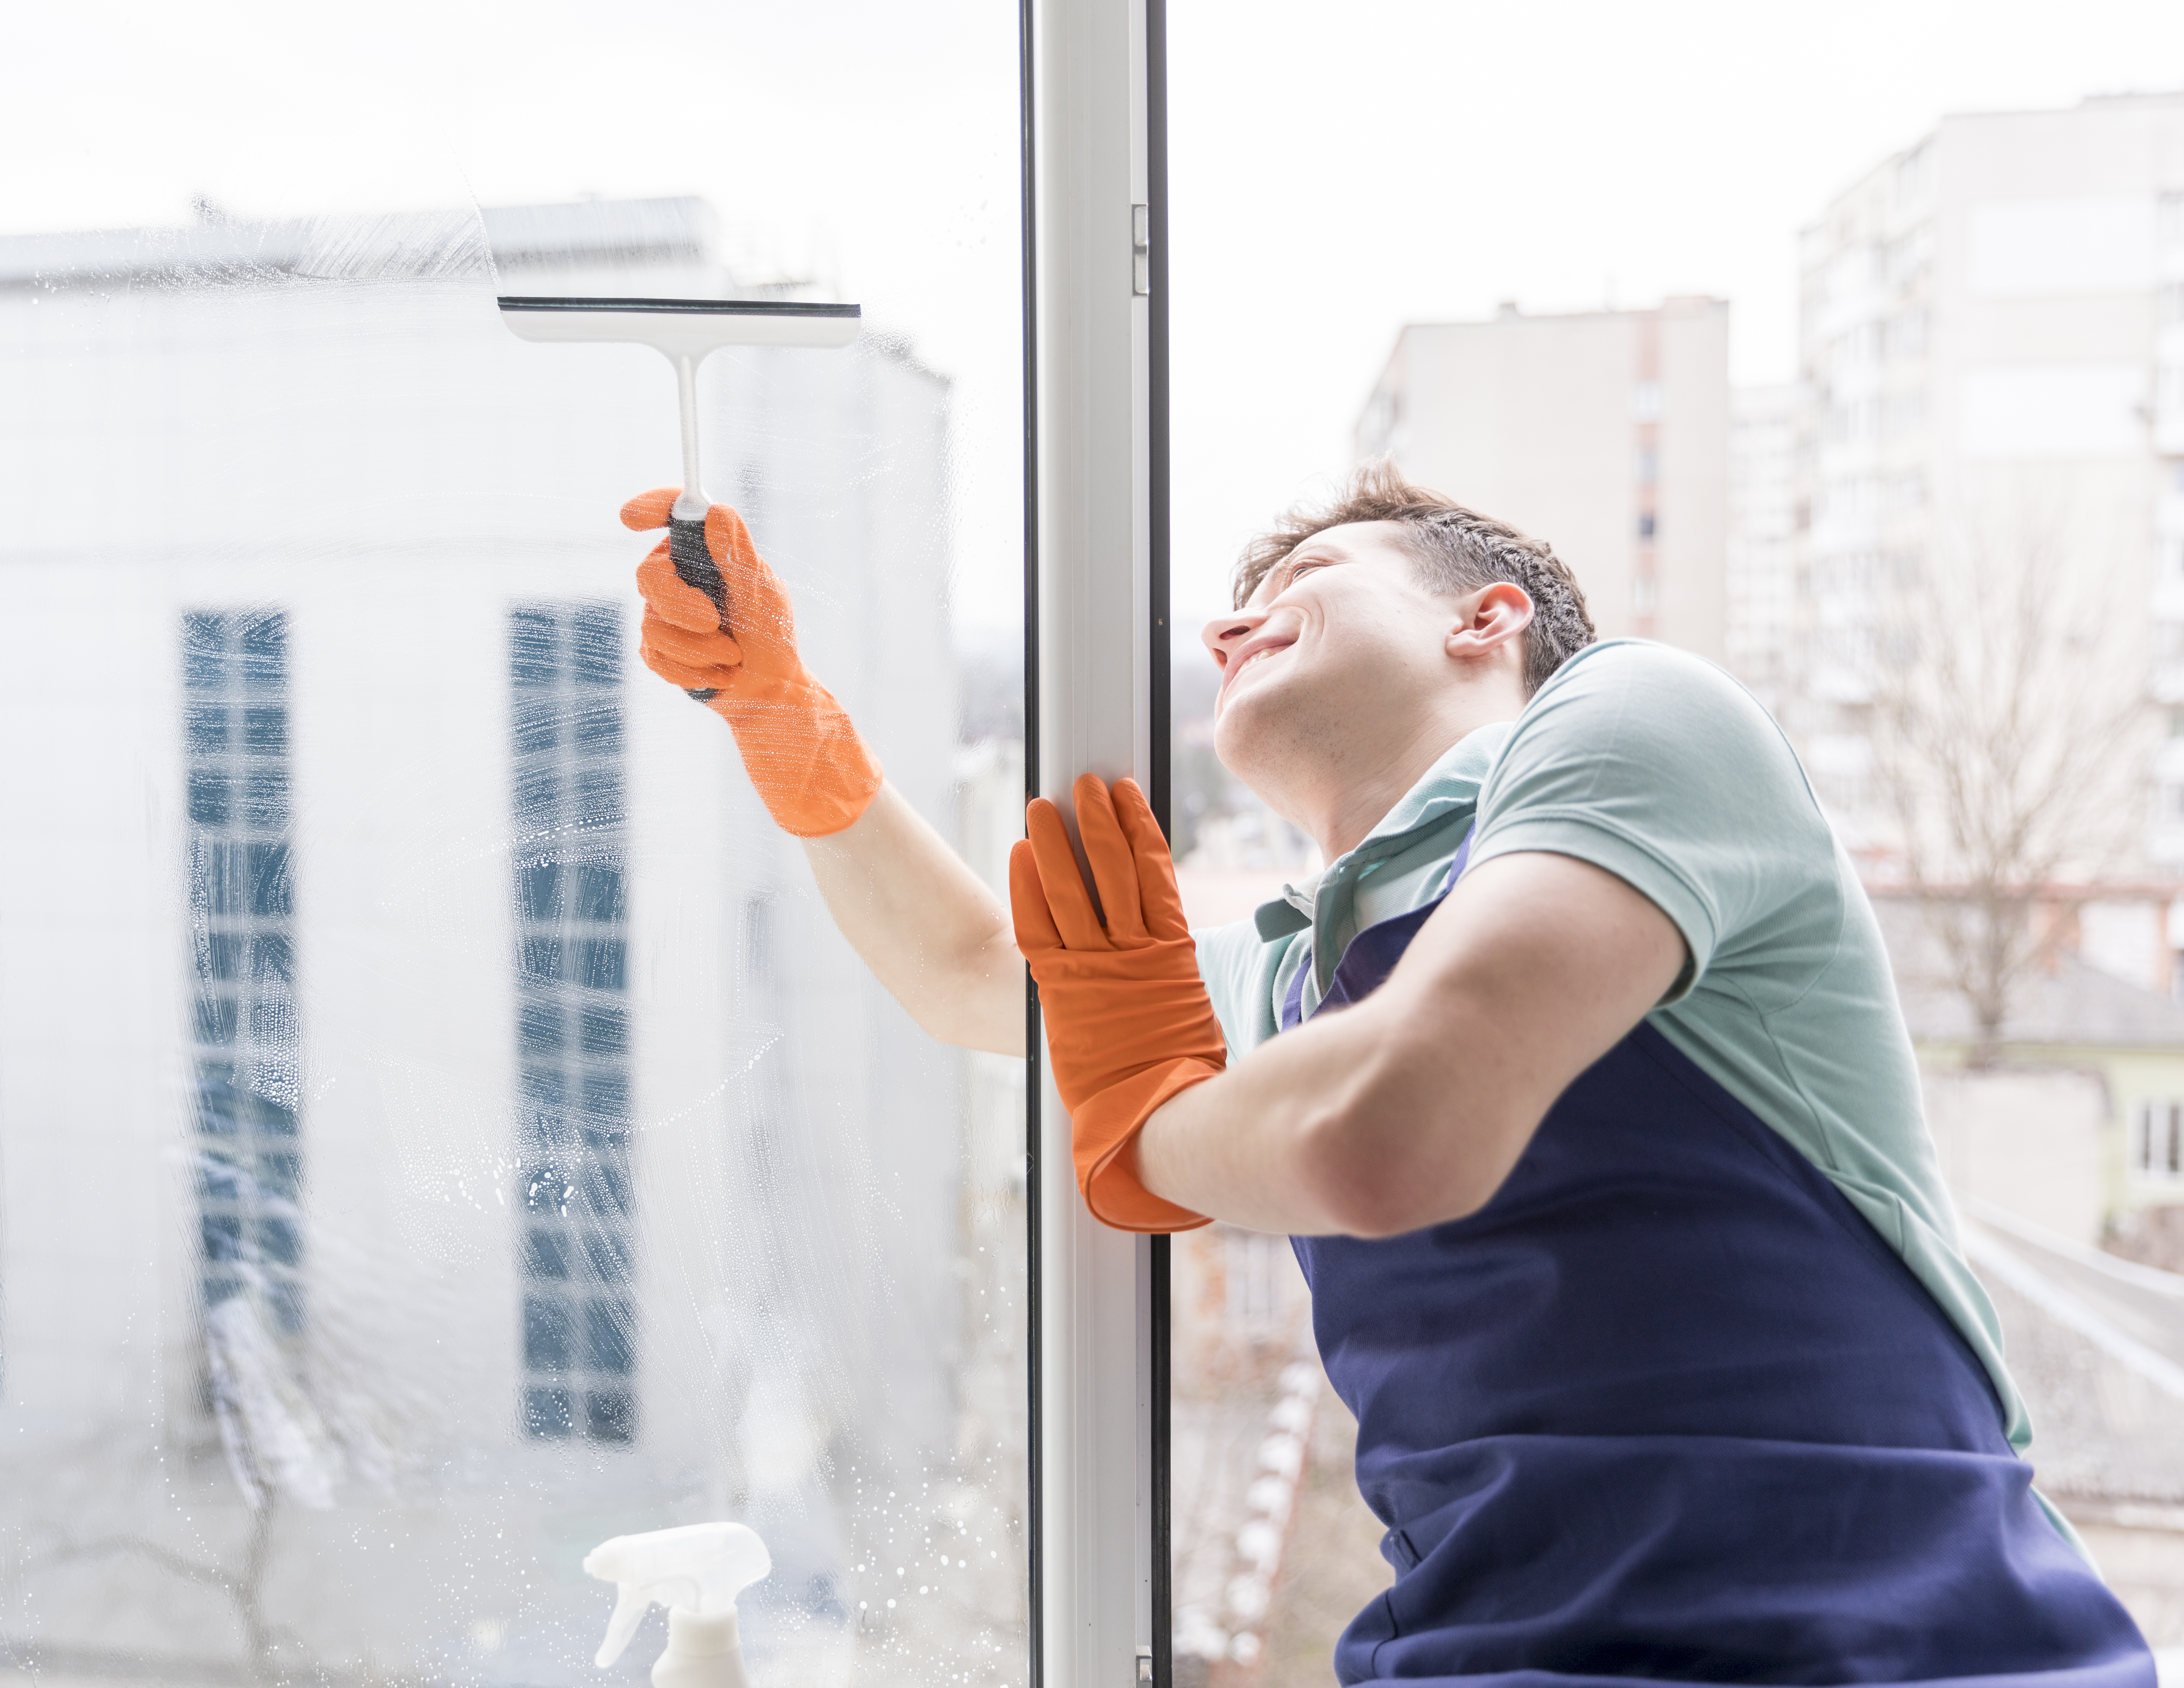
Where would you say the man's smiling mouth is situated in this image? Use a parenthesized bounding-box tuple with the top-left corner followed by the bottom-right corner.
(1219, 638, 1296, 707)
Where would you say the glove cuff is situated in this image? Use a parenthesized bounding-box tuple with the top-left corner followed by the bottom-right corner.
(720, 691, 885, 838)
(1073, 1057, 1221, 1234)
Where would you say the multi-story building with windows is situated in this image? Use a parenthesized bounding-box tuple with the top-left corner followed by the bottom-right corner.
(1787, 92, 2184, 855)
(1724, 384, 1806, 719)
(1779, 93, 2184, 1291)
(1354, 298, 1731, 660)
(0, 197, 1027, 1684)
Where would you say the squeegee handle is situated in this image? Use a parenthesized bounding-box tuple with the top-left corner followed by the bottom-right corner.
(669, 512, 730, 704)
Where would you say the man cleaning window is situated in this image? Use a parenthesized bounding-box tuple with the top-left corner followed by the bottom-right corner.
(622, 468, 2154, 1688)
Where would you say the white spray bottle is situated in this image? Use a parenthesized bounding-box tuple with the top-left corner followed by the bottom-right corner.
(585, 1521, 772, 1688)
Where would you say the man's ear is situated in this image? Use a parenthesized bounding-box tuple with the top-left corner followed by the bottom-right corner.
(1447, 581, 1534, 667)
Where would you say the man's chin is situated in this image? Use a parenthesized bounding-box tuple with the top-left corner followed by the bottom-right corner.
(1216, 654, 1294, 723)
(1211, 683, 1298, 783)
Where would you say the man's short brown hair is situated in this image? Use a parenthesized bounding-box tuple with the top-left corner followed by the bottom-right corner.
(1234, 462, 1596, 696)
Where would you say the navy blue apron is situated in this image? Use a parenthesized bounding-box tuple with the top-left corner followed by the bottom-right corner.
(1278, 833, 2151, 1688)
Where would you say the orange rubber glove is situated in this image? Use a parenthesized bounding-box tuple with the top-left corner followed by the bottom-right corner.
(624, 488, 883, 838)
(1010, 774, 1221, 1233)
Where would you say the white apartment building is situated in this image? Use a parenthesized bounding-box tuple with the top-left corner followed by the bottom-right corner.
(1789, 92, 2184, 860)
(0, 199, 1026, 1685)
(1725, 384, 1806, 719)
(1355, 299, 1731, 660)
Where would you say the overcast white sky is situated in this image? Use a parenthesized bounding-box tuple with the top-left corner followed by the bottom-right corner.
(1166, 0, 2184, 625)
(7, 0, 2184, 637)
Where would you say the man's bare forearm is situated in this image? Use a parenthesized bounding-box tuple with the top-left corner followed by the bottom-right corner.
(800, 781, 1026, 1056)
(1133, 852, 1686, 1236)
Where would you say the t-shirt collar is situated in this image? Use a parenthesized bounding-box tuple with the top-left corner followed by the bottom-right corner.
(1251, 720, 1515, 943)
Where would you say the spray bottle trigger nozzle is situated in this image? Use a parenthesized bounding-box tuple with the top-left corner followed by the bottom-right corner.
(594, 1584, 652, 1670)
(584, 1522, 771, 1671)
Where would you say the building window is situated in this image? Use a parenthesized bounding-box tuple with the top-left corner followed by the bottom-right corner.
(1882, 392, 1927, 437)
(1637, 511, 1658, 540)
(183, 611, 305, 1339)
(510, 603, 636, 1443)
(2159, 363, 2184, 424)
(2132, 1101, 2183, 1179)
(2161, 192, 2184, 250)
(1223, 1229, 1291, 1341)
(1631, 381, 1662, 422)
(1887, 471, 1927, 512)
(1885, 308, 1929, 358)
(1634, 445, 1658, 486)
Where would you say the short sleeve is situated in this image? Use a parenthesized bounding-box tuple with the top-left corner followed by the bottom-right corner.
(1191, 917, 1280, 1057)
(1468, 642, 1835, 1001)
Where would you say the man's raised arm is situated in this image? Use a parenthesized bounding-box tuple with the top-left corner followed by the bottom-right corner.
(800, 791, 1024, 1056)
(625, 489, 1024, 1058)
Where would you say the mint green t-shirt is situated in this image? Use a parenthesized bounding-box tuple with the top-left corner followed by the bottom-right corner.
(1193, 638, 2031, 1457)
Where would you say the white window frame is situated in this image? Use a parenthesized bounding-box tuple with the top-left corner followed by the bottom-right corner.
(1022, 2, 1175, 1684)
(2131, 1099, 2184, 1181)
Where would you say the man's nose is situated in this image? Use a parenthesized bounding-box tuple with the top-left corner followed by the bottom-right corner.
(1200, 607, 1267, 670)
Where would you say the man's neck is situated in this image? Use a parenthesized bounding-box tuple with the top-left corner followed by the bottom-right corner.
(1305, 703, 1517, 863)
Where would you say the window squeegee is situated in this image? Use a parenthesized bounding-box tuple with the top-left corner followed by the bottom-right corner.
(497, 296, 861, 699)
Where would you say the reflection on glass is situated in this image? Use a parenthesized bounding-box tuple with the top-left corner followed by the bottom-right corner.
(1170, 1225, 1384, 1688)
(511, 602, 638, 1446)
(1170, 661, 1369, 1688)
(188, 611, 307, 1349)
(0, 18, 1027, 1679)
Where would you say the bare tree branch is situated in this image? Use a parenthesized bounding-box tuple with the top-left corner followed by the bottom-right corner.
(1867, 497, 2153, 1064)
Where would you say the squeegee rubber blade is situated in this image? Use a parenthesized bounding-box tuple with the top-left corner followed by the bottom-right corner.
(496, 296, 861, 350)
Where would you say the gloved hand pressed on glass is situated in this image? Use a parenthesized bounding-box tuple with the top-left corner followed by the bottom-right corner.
(624, 488, 883, 838)
(1010, 774, 1222, 1233)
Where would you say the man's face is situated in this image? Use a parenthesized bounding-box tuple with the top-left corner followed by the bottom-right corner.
(1201, 521, 1462, 797)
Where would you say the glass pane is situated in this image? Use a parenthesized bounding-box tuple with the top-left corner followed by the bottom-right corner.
(1167, 1226, 1379, 1686)
(1166, 9, 2184, 1679)
(0, 8, 1026, 1685)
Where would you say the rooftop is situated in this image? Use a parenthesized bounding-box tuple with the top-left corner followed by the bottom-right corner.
(1873, 896, 2184, 1050)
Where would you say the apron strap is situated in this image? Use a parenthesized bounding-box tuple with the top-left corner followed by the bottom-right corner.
(1280, 826, 1475, 1033)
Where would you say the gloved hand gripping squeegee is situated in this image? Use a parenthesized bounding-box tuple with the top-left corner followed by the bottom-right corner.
(496, 295, 860, 699)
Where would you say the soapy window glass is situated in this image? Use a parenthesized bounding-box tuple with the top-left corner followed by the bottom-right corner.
(0, 4, 1029, 1683)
